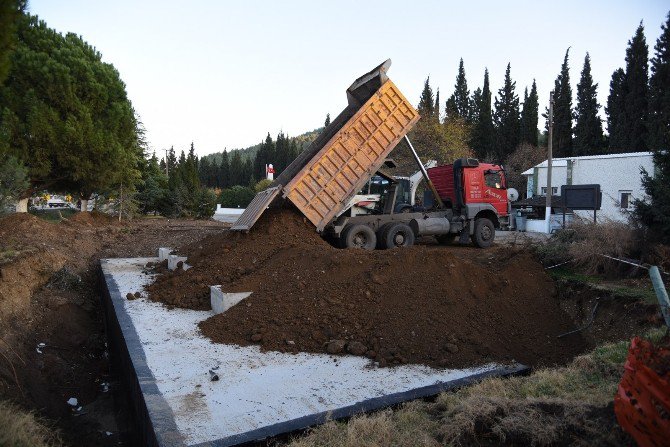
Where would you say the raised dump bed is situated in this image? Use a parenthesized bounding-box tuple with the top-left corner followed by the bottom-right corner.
(232, 59, 419, 232)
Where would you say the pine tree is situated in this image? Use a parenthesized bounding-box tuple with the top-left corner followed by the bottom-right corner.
(447, 58, 470, 121)
(573, 53, 604, 155)
(606, 68, 627, 150)
(253, 133, 275, 180)
(520, 81, 539, 146)
(623, 22, 649, 151)
(0, 0, 25, 84)
(229, 151, 243, 186)
(493, 63, 520, 163)
(647, 12, 670, 151)
(470, 69, 494, 159)
(552, 49, 573, 157)
(218, 151, 230, 188)
(417, 77, 436, 121)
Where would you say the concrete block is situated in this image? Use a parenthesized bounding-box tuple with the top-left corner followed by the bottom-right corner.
(158, 247, 173, 262)
(210, 285, 252, 314)
(167, 254, 188, 271)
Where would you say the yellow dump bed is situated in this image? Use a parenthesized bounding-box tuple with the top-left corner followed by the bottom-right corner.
(231, 60, 419, 232)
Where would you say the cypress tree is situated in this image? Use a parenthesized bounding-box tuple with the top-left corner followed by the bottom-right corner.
(493, 63, 520, 162)
(552, 49, 573, 157)
(520, 80, 539, 146)
(647, 12, 670, 151)
(623, 22, 649, 152)
(470, 69, 494, 159)
(574, 53, 604, 155)
(434, 89, 440, 122)
(606, 68, 627, 150)
(447, 58, 470, 121)
(324, 113, 330, 127)
(417, 77, 436, 121)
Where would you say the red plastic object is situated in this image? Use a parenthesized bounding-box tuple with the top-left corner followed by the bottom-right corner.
(614, 337, 670, 447)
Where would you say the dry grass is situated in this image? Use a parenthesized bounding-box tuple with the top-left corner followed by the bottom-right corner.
(566, 219, 636, 275)
(287, 328, 666, 447)
(0, 400, 61, 447)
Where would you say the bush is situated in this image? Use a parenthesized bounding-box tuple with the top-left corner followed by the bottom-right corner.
(536, 219, 638, 276)
(195, 188, 217, 218)
(218, 185, 255, 208)
(254, 178, 272, 193)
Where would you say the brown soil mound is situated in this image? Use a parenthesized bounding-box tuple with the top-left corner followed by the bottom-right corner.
(68, 210, 119, 226)
(148, 206, 589, 368)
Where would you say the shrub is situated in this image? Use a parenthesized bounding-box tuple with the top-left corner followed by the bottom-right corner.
(218, 185, 255, 208)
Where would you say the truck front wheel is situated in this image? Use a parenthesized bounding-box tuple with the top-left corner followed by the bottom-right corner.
(471, 218, 495, 248)
(342, 224, 377, 250)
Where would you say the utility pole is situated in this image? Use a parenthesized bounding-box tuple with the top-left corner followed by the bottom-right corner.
(162, 148, 170, 177)
(545, 91, 554, 234)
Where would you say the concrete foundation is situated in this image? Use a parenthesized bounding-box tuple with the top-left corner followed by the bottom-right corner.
(100, 257, 527, 447)
(210, 286, 252, 314)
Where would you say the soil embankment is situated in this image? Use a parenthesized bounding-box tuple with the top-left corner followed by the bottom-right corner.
(148, 206, 590, 368)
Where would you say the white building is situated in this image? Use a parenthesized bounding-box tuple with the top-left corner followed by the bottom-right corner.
(521, 152, 654, 222)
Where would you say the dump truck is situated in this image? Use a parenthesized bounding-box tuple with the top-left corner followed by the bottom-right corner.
(232, 59, 510, 248)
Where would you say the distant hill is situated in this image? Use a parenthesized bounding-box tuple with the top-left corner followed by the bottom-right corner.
(201, 127, 323, 165)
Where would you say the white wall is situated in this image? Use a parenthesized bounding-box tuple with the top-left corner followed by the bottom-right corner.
(526, 153, 654, 222)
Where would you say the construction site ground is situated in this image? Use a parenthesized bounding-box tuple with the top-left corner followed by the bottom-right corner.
(0, 209, 665, 446)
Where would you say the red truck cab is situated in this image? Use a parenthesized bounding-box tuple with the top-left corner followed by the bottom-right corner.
(428, 158, 509, 225)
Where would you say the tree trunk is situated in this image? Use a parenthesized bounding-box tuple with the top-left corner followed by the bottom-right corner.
(15, 198, 29, 213)
(80, 198, 89, 212)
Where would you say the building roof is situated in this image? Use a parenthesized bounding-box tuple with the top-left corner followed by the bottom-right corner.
(521, 151, 653, 176)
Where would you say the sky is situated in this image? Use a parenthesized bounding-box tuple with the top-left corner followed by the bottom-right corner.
(28, 0, 669, 158)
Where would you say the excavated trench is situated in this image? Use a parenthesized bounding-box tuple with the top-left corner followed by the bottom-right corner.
(147, 205, 662, 370)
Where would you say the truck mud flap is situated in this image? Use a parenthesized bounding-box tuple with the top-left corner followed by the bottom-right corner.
(230, 186, 282, 231)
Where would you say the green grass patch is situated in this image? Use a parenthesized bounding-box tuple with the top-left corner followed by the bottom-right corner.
(548, 267, 601, 284)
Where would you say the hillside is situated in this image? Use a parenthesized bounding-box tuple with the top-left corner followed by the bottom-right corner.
(201, 127, 323, 165)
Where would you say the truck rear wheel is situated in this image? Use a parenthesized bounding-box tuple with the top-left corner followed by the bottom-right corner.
(382, 223, 415, 249)
(471, 218, 495, 248)
(342, 224, 377, 250)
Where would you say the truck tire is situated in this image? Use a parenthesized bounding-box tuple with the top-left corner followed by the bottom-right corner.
(471, 218, 495, 248)
(382, 223, 415, 249)
(342, 224, 377, 250)
(376, 223, 393, 249)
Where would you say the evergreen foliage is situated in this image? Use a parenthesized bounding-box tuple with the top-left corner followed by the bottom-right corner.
(0, 14, 141, 203)
(552, 49, 573, 157)
(623, 22, 649, 151)
(606, 68, 627, 150)
(324, 113, 330, 127)
(520, 80, 539, 147)
(573, 53, 604, 155)
(447, 58, 471, 122)
(493, 63, 520, 163)
(634, 146, 670, 243)
(417, 77, 436, 121)
(470, 69, 494, 159)
(647, 12, 670, 151)
(0, 154, 28, 212)
(0, 0, 25, 84)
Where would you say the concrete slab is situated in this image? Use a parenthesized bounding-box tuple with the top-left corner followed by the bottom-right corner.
(100, 257, 527, 447)
(167, 255, 188, 271)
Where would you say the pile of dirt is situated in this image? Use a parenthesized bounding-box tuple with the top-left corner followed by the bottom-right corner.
(148, 206, 590, 368)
